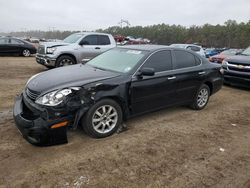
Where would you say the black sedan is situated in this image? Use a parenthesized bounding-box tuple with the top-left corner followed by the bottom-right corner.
(0, 36, 37, 56)
(13, 45, 223, 146)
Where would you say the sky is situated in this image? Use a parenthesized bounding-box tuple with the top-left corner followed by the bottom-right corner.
(0, 0, 250, 32)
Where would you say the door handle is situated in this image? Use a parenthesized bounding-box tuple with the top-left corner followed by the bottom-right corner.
(167, 76, 176, 80)
(95, 47, 101, 50)
(198, 71, 206, 75)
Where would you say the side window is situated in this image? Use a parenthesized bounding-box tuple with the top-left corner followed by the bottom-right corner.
(174, 50, 197, 69)
(10, 39, 24, 44)
(80, 35, 98, 45)
(195, 56, 201, 65)
(142, 50, 172, 72)
(0, 38, 10, 44)
(98, 35, 111, 45)
(187, 46, 200, 52)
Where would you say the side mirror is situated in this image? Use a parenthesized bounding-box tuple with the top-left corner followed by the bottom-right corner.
(138, 67, 155, 77)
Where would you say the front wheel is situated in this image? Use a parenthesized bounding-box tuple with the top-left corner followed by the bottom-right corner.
(190, 84, 210, 110)
(82, 99, 123, 138)
(56, 55, 76, 67)
(22, 49, 31, 57)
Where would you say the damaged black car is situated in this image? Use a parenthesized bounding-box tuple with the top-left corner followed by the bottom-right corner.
(13, 45, 223, 146)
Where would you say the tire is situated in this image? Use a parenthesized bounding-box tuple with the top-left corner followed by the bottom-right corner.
(190, 84, 210, 110)
(82, 99, 123, 138)
(22, 49, 31, 57)
(56, 55, 76, 67)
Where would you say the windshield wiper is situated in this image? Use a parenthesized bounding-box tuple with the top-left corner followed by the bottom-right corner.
(92, 66, 108, 71)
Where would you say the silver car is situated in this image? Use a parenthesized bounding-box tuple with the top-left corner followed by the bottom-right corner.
(170, 44, 206, 57)
(36, 32, 116, 68)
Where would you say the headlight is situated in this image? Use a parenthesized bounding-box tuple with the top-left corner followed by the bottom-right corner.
(35, 87, 80, 106)
(47, 47, 57, 54)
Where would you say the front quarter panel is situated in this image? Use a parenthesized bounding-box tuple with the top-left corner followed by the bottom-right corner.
(71, 75, 131, 128)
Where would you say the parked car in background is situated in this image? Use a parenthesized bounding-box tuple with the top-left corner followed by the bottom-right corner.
(209, 49, 242, 64)
(0, 36, 37, 56)
(170, 44, 206, 57)
(14, 45, 223, 146)
(205, 48, 220, 58)
(222, 46, 250, 88)
(36, 32, 116, 68)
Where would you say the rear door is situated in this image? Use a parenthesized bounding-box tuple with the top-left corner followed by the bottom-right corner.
(97, 35, 113, 53)
(130, 50, 178, 115)
(172, 50, 206, 103)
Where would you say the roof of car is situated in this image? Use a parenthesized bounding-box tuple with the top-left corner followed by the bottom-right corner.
(75, 32, 112, 36)
(170, 43, 201, 48)
(118, 45, 170, 52)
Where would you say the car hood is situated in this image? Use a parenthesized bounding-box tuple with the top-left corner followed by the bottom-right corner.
(27, 64, 121, 94)
(40, 41, 69, 48)
(225, 55, 250, 65)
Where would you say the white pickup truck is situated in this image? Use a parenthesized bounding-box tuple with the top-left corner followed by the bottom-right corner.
(36, 32, 116, 68)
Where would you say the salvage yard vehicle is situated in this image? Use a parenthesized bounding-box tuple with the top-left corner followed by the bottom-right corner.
(209, 49, 242, 64)
(205, 48, 220, 58)
(13, 45, 223, 146)
(36, 32, 116, 68)
(222, 46, 250, 88)
(0, 36, 37, 57)
(170, 44, 206, 57)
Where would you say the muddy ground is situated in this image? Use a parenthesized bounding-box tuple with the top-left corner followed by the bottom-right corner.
(0, 57, 249, 188)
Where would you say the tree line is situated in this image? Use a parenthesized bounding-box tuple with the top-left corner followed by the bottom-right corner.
(98, 20, 250, 48)
(1, 20, 250, 48)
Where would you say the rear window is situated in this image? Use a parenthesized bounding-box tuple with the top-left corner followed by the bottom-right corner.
(174, 50, 197, 69)
(187, 46, 200, 52)
(98, 35, 110, 45)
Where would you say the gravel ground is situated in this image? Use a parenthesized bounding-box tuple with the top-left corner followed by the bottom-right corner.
(0, 57, 250, 188)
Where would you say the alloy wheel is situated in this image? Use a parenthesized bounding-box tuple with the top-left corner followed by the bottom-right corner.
(92, 105, 118, 134)
(59, 59, 73, 66)
(23, 49, 30, 57)
(197, 88, 209, 108)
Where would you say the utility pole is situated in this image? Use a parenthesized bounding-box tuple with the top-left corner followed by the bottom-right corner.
(118, 19, 131, 28)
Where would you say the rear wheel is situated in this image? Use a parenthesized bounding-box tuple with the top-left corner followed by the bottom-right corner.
(56, 55, 76, 67)
(190, 84, 210, 110)
(22, 49, 30, 57)
(82, 99, 123, 138)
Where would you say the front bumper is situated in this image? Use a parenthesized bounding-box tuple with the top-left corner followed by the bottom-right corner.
(36, 54, 57, 67)
(13, 94, 73, 146)
(223, 70, 250, 88)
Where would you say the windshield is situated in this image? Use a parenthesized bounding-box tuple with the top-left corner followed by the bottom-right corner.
(63, 33, 84, 43)
(221, 49, 237, 55)
(241, 47, 250, 56)
(87, 48, 147, 73)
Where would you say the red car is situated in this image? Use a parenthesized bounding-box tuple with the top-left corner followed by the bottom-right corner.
(209, 49, 241, 63)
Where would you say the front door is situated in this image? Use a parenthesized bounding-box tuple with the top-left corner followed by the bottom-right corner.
(130, 50, 178, 115)
(78, 35, 102, 62)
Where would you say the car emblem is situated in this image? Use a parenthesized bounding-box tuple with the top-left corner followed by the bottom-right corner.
(237, 65, 245, 69)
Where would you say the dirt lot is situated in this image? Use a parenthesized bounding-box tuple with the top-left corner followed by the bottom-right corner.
(0, 57, 250, 188)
